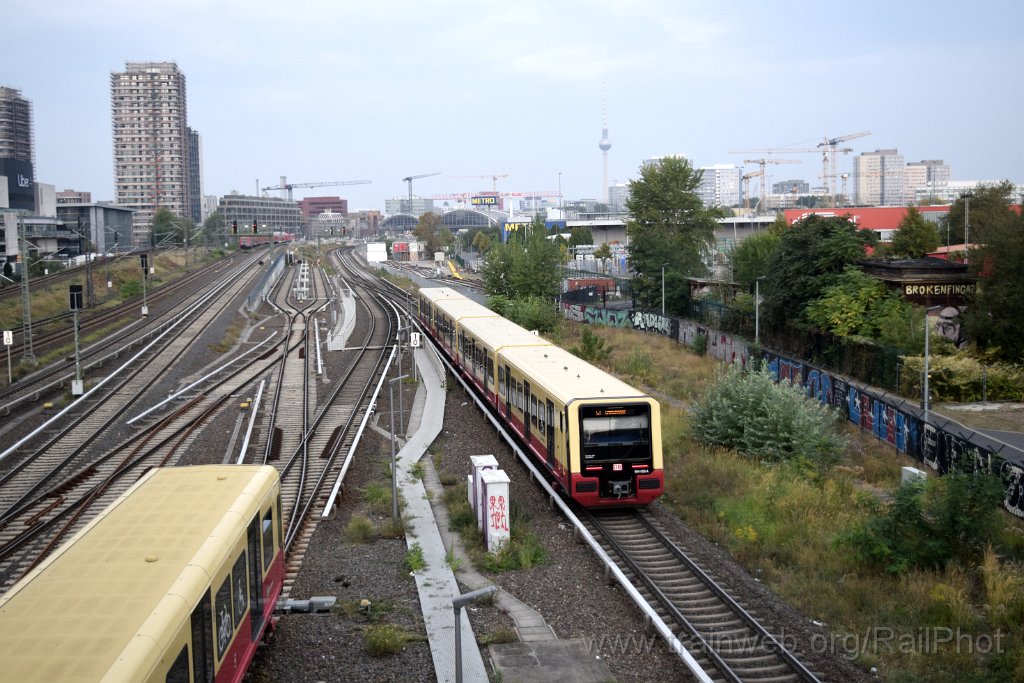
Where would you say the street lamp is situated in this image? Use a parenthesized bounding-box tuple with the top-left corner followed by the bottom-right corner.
(922, 305, 942, 420)
(755, 276, 766, 344)
(388, 374, 409, 526)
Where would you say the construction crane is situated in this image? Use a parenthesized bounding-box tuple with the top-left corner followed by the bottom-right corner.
(402, 172, 441, 200)
(730, 130, 871, 205)
(741, 171, 763, 211)
(261, 178, 372, 201)
(454, 174, 509, 192)
(743, 158, 801, 213)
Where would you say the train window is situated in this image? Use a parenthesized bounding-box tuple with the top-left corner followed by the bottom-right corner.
(262, 508, 274, 570)
(232, 552, 248, 627)
(498, 366, 504, 387)
(165, 646, 189, 683)
(215, 577, 233, 660)
(190, 590, 213, 682)
(531, 396, 538, 426)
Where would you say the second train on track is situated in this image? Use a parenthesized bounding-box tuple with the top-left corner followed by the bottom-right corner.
(417, 287, 664, 507)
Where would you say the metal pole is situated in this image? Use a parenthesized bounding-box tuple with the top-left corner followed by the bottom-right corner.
(923, 311, 930, 420)
(389, 374, 409, 526)
(453, 586, 498, 683)
(755, 278, 760, 344)
(398, 330, 405, 435)
(18, 214, 35, 364)
(964, 197, 970, 266)
(390, 379, 398, 525)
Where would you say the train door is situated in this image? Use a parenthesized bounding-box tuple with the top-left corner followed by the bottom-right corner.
(504, 365, 512, 416)
(190, 591, 214, 683)
(523, 380, 531, 441)
(546, 400, 555, 467)
(248, 517, 264, 640)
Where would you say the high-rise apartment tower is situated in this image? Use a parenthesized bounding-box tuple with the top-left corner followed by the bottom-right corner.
(111, 62, 191, 246)
(0, 86, 36, 211)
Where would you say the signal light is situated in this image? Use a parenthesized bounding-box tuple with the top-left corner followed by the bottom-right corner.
(231, 220, 238, 235)
(252, 220, 258, 234)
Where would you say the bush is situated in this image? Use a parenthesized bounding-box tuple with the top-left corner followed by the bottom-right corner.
(364, 624, 406, 656)
(692, 364, 846, 466)
(900, 354, 1024, 402)
(343, 515, 374, 544)
(120, 279, 142, 298)
(570, 327, 611, 365)
(841, 473, 1005, 574)
(503, 296, 560, 333)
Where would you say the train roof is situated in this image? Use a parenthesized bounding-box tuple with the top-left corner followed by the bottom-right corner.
(433, 298, 501, 321)
(0, 465, 279, 682)
(419, 287, 470, 303)
(501, 344, 648, 404)
(459, 314, 553, 351)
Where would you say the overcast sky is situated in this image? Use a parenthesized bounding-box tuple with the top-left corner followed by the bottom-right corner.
(2, 0, 1021, 212)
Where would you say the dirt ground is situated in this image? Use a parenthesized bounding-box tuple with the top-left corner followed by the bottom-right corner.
(933, 402, 1024, 432)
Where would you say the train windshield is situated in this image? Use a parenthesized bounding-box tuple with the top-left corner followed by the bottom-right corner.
(580, 404, 651, 462)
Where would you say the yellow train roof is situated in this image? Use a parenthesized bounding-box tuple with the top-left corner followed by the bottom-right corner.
(500, 344, 648, 404)
(458, 315, 552, 351)
(0, 465, 279, 682)
(418, 287, 469, 303)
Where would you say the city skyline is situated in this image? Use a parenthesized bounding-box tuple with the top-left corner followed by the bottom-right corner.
(1, 1, 1021, 213)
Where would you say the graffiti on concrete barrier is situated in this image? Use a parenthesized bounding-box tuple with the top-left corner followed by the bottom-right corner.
(631, 311, 672, 335)
(586, 308, 630, 327)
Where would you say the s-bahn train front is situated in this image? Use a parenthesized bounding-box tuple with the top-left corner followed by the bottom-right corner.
(570, 397, 663, 506)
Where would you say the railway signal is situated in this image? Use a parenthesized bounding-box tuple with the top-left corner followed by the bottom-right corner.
(139, 254, 149, 317)
(231, 220, 238, 235)
(252, 220, 258, 234)
(69, 285, 84, 395)
(3, 329, 11, 384)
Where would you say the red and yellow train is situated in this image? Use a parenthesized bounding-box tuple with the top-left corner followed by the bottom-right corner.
(0, 465, 284, 683)
(418, 287, 663, 507)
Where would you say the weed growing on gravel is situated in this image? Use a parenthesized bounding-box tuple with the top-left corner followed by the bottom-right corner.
(379, 518, 406, 539)
(477, 628, 517, 645)
(363, 624, 406, 656)
(362, 482, 391, 513)
(343, 515, 375, 544)
(405, 543, 426, 571)
(438, 471, 460, 487)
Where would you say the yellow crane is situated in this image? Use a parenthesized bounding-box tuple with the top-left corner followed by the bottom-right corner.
(454, 174, 509, 192)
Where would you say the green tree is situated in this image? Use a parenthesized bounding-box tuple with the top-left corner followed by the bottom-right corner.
(592, 243, 612, 273)
(961, 210, 1024, 362)
(151, 207, 186, 246)
(471, 230, 493, 254)
(202, 211, 224, 243)
(414, 212, 453, 256)
(568, 226, 593, 248)
(761, 215, 877, 331)
(805, 267, 922, 349)
(941, 181, 1016, 246)
(481, 217, 561, 301)
(625, 156, 718, 314)
(889, 206, 941, 258)
(731, 231, 780, 288)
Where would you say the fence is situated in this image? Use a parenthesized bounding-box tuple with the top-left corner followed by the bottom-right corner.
(244, 254, 286, 312)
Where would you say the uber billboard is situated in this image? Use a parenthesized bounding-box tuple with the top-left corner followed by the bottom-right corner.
(0, 159, 35, 211)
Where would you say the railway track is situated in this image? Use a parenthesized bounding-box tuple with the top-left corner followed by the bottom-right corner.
(581, 508, 821, 683)
(251, 248, 398, 601)
(0, 257, 270, 589)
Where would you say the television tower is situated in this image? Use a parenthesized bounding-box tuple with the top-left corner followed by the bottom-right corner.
(598, 86, 611, 204)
